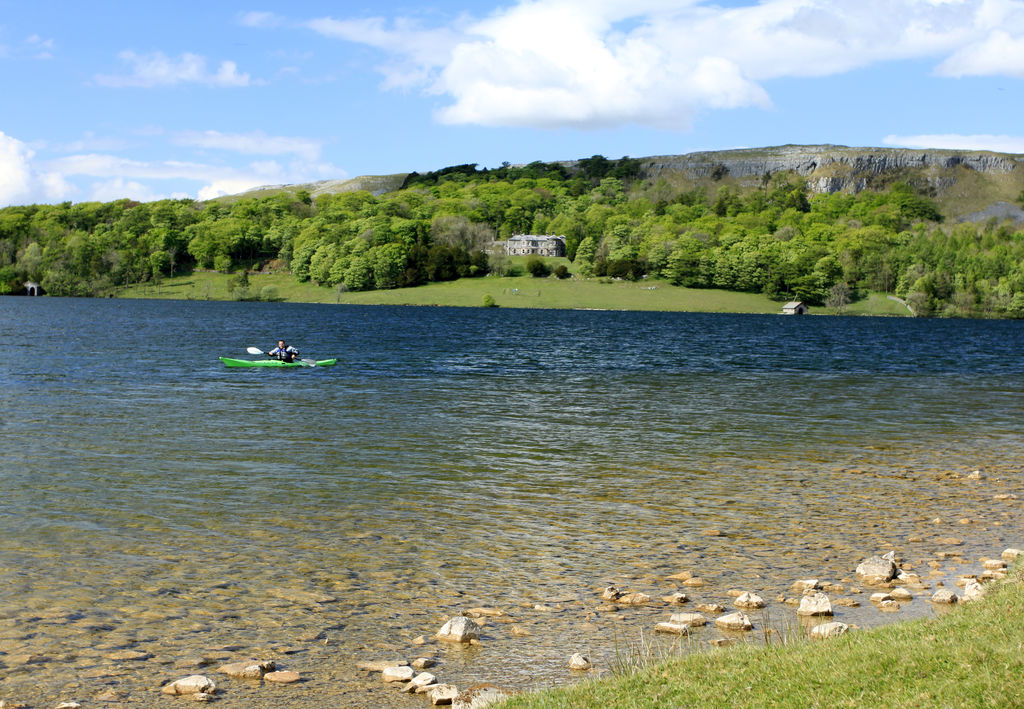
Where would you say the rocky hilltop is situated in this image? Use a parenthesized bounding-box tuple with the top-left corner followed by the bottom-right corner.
(637, 144, 1022, 196)
(236, 144, 1024, 219)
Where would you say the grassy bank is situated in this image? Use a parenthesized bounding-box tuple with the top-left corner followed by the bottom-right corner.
(117, 270, 911, 316)
(498, 565, 1023, 709)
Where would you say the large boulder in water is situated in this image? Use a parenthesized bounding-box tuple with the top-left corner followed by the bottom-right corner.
(856, 556, 898, 584)
(436, 616, 481, 643)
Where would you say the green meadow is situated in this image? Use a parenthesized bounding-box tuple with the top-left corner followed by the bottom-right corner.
(119, 269, 910, 317)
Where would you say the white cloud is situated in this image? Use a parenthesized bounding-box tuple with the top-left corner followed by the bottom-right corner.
(0, 131, 72, 207)
(95, 51, 252, 88)
(0, 125, 344, 206)
(23, 34, 54, 59)
(0, 33, 56, 60)
(238, 11, 286, 28)
(45, 153, 235, 181)
(883, 133, 1024, 153)
(306, 0, 1024, 129)
(306, 15, 464, 88)
(173, 130, 323, 162)
(936, 30, 1024, 77)
(50, 132, 134, 154)
(42, 149, 344, 203)
(197, 178, 270, 201)
(88, 178, 166, 203)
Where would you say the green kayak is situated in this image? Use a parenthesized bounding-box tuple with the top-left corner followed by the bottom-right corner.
(219, 357, 337, 368)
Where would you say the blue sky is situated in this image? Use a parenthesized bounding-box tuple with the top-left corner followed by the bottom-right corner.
(2, 0, 1024, 206)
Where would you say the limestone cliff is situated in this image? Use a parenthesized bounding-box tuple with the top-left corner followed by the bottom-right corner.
(631, 144, 1022, 203)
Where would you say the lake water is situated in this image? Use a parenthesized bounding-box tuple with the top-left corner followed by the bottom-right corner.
(1, 297, 1022, 707)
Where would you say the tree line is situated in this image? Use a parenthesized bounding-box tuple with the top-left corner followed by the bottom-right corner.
(2, 155, 1024, 317)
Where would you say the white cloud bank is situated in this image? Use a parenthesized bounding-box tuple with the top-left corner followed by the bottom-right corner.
(305, 0, 1024, 129)
(173, 130, 324, 162)
(0, 128, 342, 206)
(0, 132, 71, 207)
(95, 51, 252, 88)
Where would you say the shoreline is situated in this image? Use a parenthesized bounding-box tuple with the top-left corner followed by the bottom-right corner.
(498, 554, 1023, 709)
(4, 535, 1017, 708)
(104, 270, 913, 317)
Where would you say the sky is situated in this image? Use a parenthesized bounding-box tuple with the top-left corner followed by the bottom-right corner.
(2, 0, 1024, 207)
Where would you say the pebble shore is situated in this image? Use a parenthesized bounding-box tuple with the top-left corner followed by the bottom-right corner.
(1, 469, 1020, 708)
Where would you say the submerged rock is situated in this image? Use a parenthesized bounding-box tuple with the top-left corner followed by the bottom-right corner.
(696, 602, 725, 614)
(161, 676, 216, 696)
(265, 671, 300, 684)
(218, 660, 275, 679)
(792, 579, 821, 592)
(734, 592, 766, 609)
(411, 672, 438, 689)
(670, 612, 707, 626)
(465, 607, 507, 618)
(357, 660, 408, 672)
(654, 622, 689, 635)
(382, 666, 415, 683)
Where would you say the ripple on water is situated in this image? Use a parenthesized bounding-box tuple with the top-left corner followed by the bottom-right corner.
(1, 300, 1023, 707)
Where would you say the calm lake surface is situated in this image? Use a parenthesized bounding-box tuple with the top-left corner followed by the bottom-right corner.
(1, 297, 1022, 707)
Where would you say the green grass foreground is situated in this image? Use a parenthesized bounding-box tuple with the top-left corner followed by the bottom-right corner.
(498, 566, 1024, 709)
(117, 270, 910, 317)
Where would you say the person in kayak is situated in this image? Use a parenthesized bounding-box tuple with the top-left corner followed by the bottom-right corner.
(268, 340, 300, 363)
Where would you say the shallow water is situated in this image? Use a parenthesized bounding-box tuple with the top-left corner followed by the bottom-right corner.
(1, 297, 1022, 707)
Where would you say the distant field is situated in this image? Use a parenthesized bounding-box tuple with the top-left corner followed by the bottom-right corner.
(118, 270, 911, 317)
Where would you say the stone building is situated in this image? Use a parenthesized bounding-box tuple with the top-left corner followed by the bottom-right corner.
(503, 234, 566, 257)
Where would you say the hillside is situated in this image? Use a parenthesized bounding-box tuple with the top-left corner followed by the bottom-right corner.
(636, 145, 1024, 219)
(230, 145, 1024, 221)
(5, 144, 1024, 318)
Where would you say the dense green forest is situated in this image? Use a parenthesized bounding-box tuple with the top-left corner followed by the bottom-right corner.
(2, 155, 1024, 317)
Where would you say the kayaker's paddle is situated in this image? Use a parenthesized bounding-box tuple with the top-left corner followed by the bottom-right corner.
(246, 346, 316, 367)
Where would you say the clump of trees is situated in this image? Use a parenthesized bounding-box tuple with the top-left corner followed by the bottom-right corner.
(3, 155, 1024, 318)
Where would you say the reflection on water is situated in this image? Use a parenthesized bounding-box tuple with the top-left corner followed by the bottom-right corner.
(1, 297, 1022, 707)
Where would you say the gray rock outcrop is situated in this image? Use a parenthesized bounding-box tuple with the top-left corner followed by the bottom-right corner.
(856, 556, 898, 585)
(639, 145, 1021, 195)
(437, 616, 482, 643)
